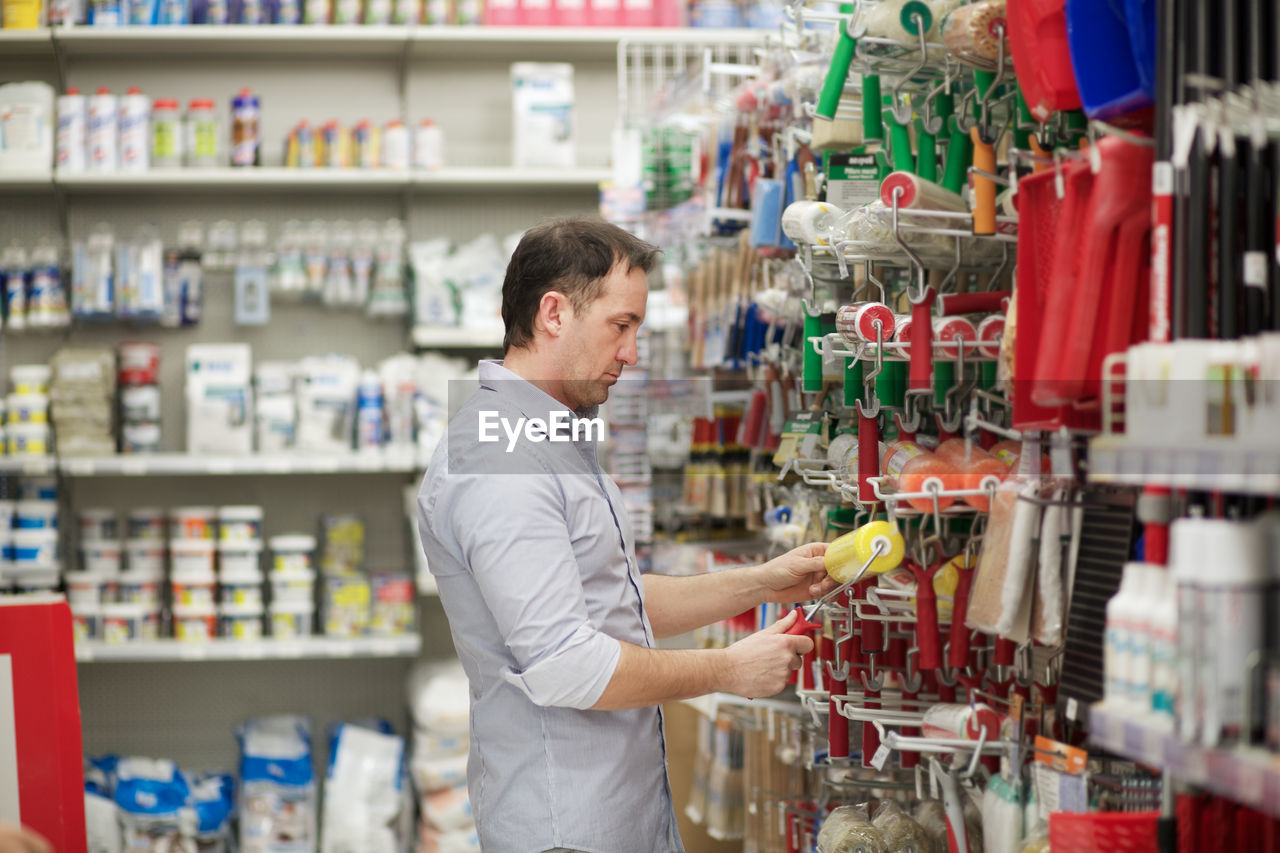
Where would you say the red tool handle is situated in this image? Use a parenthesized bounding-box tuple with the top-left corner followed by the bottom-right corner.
(862, 688, 881, 769)
(936, 413, 959, 443)
(829, 688, 849, 759)
(855, 579, 885, 654)
(900, 685, 920, 769)
(784, 606, 822, 636)
(894, 411, 917, 443)
(937, 290, 1011, 315)
(915, 580, 943, 671)
(994, 637, 1015, 667)
(801, 633, 818, 690)
(937, 679, 957, 703)
(886, 632, 907, 671)
(909, 290, 936, 391)
(858, 406, 879, 503)
(786, 811, 800, 853)
(948, 567, 975, 669)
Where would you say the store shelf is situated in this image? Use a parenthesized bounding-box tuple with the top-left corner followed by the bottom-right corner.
(0, 172, 55, 190)
(52, 24, 412, 58)
(58, 449, 424, 476)
(40, 166, 604, 193)
(75, 633, 421, 662)
(55, 168, 412, 192)
(0, 457, 58, 476)
(1088, 435, 1280, 495)
(46, 25, 760, 61)
(0, 27, 54, 57)
(412, 325, 505, 348)
(1089, 703, 1280, 818)
(414, 166, 608, 191)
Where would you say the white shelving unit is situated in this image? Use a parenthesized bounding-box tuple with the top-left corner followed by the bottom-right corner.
(4, 166, 610, 193)
(411, 325, 504, 348)
(56, 448, 427, 476)
(0, 457, 58, 475)
(75, 634, 421, 662)
(1088, 435, 1280, 495)
(1089, 703, 1280, 818)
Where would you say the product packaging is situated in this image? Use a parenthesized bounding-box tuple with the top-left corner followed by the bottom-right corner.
(238, 715, 317, 853)
(510, 63, 575, 169)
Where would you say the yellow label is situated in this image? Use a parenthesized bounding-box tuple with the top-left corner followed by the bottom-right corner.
(883, 443, 924, 479)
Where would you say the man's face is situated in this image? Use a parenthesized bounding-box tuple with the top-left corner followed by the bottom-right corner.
(556, 262, 648, 411)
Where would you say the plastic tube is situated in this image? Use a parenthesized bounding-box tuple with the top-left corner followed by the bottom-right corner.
(935, 437, 1007, 511)
(976, 313, 1005, 358)
(932, 315, 976, 361)
(880, 440, 958, 512)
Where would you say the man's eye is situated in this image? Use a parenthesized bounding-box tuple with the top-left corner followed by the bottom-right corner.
(616, 324, 629, 332)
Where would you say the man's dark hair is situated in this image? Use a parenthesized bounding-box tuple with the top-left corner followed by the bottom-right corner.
(502, 217, 660, 352)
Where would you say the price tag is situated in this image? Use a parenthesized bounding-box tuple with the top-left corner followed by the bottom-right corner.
(1244, 251, 1268, 289)
(277, 643, 305, 659)
(356, 454, 382, 472)
(263, 458, 291, 474)
(207, 459, 235, 475)
(370, 640, 400, 657)
(1065, 697, 1079, 724)
(313, 459, 340, 474)
(121, 459, 148, 476)
(75, 643, 93, 662)
(869, 743, 891, 770)
(330, 641, 356, 658)
(238, 644, 267, 660)
(179, 644, 206, 660)
(1236, 755, 1267, 808)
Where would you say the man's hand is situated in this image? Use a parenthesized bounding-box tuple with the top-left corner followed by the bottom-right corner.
(752, 542, 836, 604)
(0, 822, 50, 853)
(719, 610, 814, 698)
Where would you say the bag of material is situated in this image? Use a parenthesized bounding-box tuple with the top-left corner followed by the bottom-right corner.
(816, 804, 888, 853)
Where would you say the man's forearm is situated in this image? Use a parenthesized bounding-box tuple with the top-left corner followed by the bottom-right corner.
(641, 568, 770, 639)
(590, 641, 728, 710)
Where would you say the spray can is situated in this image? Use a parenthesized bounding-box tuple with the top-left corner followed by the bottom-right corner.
(87, 87, 118, 173)
(56, 88, 87, 173)
(356, 370, 384, 449)
(118, 86, 151, 172)
(230, 89, 260, 168)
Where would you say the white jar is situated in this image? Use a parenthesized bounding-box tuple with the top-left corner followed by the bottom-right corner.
(218, 506, 263, 542)
(81, 539, 123, 575)
(170, 538, 216, 576)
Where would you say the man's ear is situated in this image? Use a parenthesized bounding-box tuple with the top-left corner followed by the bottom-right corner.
(537, 290, 572, 338)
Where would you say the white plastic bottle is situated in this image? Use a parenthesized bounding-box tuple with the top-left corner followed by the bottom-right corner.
(1104, 562, 1143, 709)
(118, 87, 150, 172)
(87, 87, 118, 172)
(56, 87, 87, 173)
(1149, 573, 1178, 726)
(1171, 517, 1204, 743)
(1199, 518, 1267, 746)
(1127, 564, 1161, 713)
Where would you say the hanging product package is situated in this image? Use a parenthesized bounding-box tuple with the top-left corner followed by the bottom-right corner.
(238, 715, 317, 853)
(981, 775, 1024, 853)
(966, 443, 1044, 638)
(1031, 487, 1068, 645)
(912, 800, 947, 853)
(114, 757, 197, 853)
(321, 723, 407, 853)
(187, 772, 235, 853)
(870, 800, 935, 853)
(84, 755, 122, 853)
(816, 803, 888, 853)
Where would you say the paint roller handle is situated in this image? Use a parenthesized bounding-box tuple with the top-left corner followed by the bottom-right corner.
(947, 566, 975, 669)
(941, 116, 973, 194)
(971, 125, 998, 235)
(909, 289, 935, 391)
(915, 576, 943, 671)
(817, 17, 858, 121)
(937, 290, 1011, 315)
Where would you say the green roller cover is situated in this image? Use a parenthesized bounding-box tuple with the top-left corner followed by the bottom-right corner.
(844, 357, 862, 407)
(883, 94, 915, 173)
(862, 74, 884, 142)
(804, 311, 824, 392)
(941, 115, 972, 194)
(817, 17, 857, 121)
(933, 360, 954, 407)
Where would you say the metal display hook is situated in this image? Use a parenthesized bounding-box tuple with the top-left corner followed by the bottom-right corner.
(889, 14, 931, 126)
(918, 69, 956, 136)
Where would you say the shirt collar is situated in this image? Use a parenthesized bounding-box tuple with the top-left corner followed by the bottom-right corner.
(477, 359, 602, 431)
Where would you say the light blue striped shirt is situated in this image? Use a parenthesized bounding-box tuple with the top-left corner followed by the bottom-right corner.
(417, 361, 684, 853)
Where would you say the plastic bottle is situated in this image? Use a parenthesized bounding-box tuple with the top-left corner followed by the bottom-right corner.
(935, 437, 1007, 511)
(1104, 562, 1143, 709)
(879, 440, 959, 513)
(87, 87, 118, 172)
(1198, 518, 1267, 746)
(413, 119, 444, 170)
(118, 86, 150, 172)
(1, 245, 26, 332)
(1171, 517, 1204, 743)
(186, 98, 219, 168)
(1127, 564, 1161, 713)
(151, 98, 182, 168)
(28, 238, 68, 329)
(1149, 569, 1178, 725)
(56, 87, 87, 173)
(355, 370, 384, 449)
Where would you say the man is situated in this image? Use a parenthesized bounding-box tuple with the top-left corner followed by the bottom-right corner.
(418, 217, 833, 853)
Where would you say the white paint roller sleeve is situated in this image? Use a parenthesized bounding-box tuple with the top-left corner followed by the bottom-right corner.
(781, 200, 845, 246)
(880, 170, 970, 212)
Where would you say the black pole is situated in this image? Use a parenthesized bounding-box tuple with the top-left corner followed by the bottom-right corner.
(1217, 0, 1240, 340)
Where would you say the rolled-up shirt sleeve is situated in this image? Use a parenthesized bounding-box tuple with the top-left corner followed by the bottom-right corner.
(443, 470, 621, 710)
